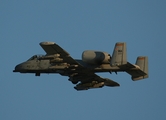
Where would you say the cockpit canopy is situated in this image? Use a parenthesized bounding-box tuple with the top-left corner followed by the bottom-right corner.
(27, 54, 45, 61)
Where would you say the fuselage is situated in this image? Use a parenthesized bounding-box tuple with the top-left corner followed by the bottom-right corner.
(13, 55, 128, 76)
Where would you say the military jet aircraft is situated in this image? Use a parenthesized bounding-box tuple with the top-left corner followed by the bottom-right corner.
(13, 42, 148, 90)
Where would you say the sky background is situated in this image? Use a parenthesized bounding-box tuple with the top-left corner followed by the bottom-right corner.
(1, 0, 166, 120)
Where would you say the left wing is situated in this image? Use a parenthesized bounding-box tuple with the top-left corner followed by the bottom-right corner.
(40, 42, 83, 66)
(71, 72, 120, 91)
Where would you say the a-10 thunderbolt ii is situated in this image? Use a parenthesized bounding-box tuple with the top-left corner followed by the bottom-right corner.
(13, 42, 148, 91)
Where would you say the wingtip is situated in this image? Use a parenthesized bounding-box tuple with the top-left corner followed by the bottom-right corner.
(104, 79, 120, 87)
(40, 42, 55, 46)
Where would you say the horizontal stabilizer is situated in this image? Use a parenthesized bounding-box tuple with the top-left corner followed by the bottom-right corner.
(132, 56, 148, 80)
(126, 56, 148, 81)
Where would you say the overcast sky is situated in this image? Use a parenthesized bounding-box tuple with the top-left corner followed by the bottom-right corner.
(1, 0, 166, 120)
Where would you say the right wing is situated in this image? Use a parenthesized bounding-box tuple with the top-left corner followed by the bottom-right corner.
(40, 42, 83, 67)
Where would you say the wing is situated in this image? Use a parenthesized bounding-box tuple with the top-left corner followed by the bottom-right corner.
(40, 42, 83, 66)
(71, 72, 120, 91)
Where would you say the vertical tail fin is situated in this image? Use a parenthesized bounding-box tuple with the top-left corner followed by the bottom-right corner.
(132, 56, 149, 80)
(110, 42, 127, 66)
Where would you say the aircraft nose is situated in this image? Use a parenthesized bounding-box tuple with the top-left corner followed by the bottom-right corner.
(13, 63, 23, 72)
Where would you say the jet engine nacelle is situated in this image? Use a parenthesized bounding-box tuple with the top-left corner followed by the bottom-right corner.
(82, 50, 110, 64)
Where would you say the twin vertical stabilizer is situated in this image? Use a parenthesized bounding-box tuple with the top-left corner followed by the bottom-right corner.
(110, 42, 127, 66)
(131, 56, 149, 80)
(111, 42, 149, 81)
